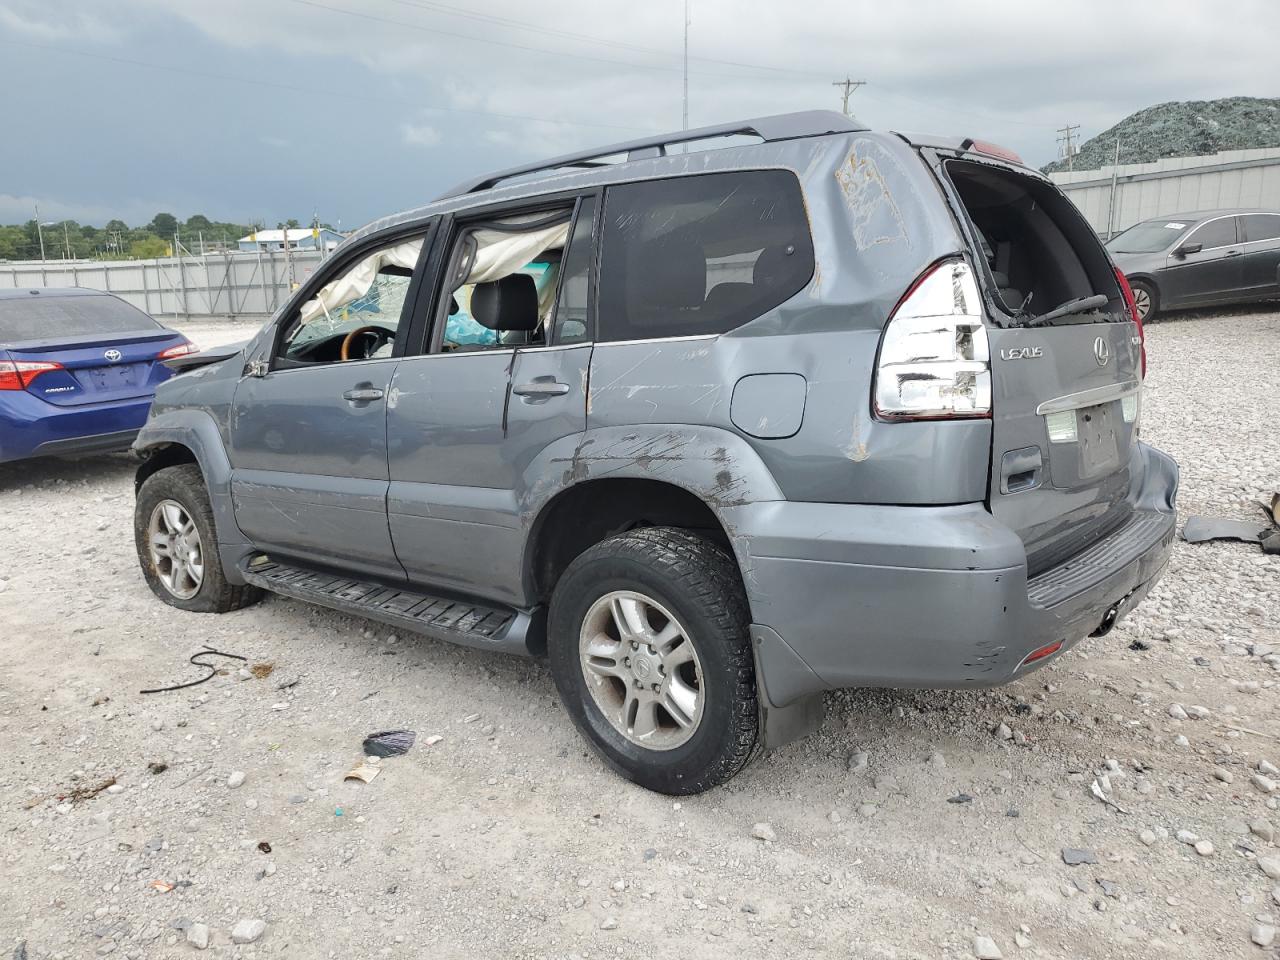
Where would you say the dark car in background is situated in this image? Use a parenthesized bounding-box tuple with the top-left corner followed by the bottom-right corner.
(1107, 209, 1280, 321)
(0, 288, 195, 463)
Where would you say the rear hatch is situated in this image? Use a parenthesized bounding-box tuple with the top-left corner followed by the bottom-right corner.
(0, 292, 187, 407)
(931, 155, 1143, 576)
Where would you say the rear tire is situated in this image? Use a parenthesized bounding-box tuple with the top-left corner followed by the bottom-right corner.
(1130, 279, 1159, 323)
(134, 464, 262, 613)
(547, 527, 758, 795)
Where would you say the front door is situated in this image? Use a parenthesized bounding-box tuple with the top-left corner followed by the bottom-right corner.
(228, 227, 432, 580)
(1161, 214, 1243, 307)
(387, 195, 597, 606)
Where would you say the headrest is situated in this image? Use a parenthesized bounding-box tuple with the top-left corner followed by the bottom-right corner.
(629, 236, 706, 310)
(471, 273, 539, 331)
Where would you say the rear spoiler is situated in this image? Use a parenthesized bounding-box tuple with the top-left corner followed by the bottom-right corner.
(893, 131, 1030, 170)
(163, 340, 246, 373)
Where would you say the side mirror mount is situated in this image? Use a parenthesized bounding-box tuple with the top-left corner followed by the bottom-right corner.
(1174, 242, 1202, 258)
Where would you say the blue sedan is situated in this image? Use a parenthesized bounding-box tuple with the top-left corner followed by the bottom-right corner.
(0, 288, 195, 463)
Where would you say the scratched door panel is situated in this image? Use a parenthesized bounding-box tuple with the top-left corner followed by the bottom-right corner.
(227, 359, 403, 579)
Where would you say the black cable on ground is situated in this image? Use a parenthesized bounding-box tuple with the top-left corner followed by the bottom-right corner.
(140, 647, 247, 694)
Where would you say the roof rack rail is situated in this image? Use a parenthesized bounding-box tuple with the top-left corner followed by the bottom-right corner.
(435, 110, 865, 201)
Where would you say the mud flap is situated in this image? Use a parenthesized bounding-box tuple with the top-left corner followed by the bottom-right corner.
(751, 624, 826, 750)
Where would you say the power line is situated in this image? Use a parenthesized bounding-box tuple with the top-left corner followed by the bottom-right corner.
(0, 38, 642, 133)
(380, 0, 823, 79)
(283, 0, 808, 82)
(832, 76, 865, 116)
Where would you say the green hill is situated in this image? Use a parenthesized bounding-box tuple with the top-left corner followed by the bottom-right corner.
(1043, 96, 1280, 174)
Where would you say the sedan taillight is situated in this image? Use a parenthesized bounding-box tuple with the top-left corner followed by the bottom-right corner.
(874, 258, 991, 421)
(157, 340, 199, 360)
(0, 359, 64, 391)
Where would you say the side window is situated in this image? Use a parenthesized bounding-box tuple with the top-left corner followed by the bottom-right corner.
(551, 196, 597, 345)
(1243, 214, 1280, 242)
(596, 170, 814, 342)
(278, 234, 424, 365)
(433, 209, 574, 353)
(1186, 217, 1237, 250)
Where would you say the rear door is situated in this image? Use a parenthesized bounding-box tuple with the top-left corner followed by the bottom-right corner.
(386, 195, 595, 606)
(1160, 215, 1243, 306)
(1240, 213, 1280, 297)
(935, 156, 1144, 576)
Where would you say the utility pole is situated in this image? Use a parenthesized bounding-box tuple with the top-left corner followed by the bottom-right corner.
(63, 221, 72, 260)
(1105, 137, 1122, 240)
(1056, 123, 1081, 170)
(681, 0, 690, 131)
(832, 77, 865, 117)
(35, 203, 47, 261)
(282, 224, 296, 289)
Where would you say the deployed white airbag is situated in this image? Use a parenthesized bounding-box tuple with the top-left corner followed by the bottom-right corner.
(298, 238, 423, 325)
(465, 220, 570, 285)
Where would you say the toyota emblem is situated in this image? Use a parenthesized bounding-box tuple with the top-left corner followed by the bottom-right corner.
(1092, 336, 1110, 367)
(104, 349, 122, 362)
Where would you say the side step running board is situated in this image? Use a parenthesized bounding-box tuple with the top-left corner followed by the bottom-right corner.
(238, 555, 542, 657)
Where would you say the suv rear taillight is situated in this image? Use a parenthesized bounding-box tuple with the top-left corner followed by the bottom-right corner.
(1113, 267, 1146, 379)
(158, 340, 198, 360)
(874, 258, 991, 420)
(0, 359, 64, 391)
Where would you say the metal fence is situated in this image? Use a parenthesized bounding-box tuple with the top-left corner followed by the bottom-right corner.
(0, 248, 326, 319)
(1051, 147, 1280, 239)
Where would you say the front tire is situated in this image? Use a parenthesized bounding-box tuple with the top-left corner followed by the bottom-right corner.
(548, 527, 758, 794)
(1130, 279, 1159, 323)
(134, 464, 262, 613)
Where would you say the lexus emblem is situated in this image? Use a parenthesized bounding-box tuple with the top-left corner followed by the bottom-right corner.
(104, 349, 123, 363)
(1092, 336, 1110, 367)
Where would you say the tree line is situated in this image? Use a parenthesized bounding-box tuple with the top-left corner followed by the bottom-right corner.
(0, 213, 308, 261)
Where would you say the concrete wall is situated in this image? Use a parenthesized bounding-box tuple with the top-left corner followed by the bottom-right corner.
(0, 249, 325, 318)
(1050, 148, 1280, 238)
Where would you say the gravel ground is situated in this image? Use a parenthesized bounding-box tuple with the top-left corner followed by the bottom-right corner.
(1, 308, 1278, 960)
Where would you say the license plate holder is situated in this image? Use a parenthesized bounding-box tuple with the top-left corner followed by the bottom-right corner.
(1077, 402, 1118, 475)
(86, 364, 139, 390)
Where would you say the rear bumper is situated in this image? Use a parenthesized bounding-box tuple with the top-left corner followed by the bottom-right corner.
(725, 442, 1179, 706)
(0, 392, 152, 463)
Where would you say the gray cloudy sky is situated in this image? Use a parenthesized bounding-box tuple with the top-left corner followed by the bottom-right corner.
(2, 0, 1277, 229)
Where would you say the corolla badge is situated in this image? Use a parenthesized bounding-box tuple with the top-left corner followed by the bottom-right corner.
(104, 349, 123, 362)
(1093, 336, 1110, 367)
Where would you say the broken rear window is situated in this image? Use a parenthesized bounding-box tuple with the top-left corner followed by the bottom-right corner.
(945, 160, 1119, 323)
(597, 170, 814, 342)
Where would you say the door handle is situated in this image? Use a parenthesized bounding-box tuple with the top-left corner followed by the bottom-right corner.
(342, 387, 385, 402)
(512, 380, 570, 398)
(1225, 250, 1242, 258)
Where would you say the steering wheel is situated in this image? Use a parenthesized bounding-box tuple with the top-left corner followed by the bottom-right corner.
(340, 325, 393, 361)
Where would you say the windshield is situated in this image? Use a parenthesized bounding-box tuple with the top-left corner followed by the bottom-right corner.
(1106, 219, 1192, 254)
(0, 294, 160, 342)
(288, 269, 413, 349)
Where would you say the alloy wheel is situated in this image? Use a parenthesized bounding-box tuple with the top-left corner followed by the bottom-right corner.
(578, 590, 704, 750)
(1132, 285, 1152, 321)
(147, 499, 204, 600)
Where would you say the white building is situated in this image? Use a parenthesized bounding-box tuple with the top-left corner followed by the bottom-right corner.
(238, 227, 344, 253)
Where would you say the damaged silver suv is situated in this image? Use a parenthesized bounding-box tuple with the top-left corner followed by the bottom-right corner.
(133, 111, 1178, 794)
